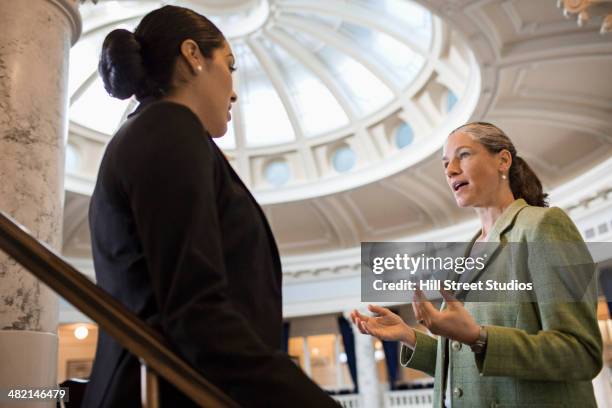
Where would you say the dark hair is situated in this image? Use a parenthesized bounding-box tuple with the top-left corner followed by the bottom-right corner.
(98, 5, 225, 101)
(450, 122, 549, 207)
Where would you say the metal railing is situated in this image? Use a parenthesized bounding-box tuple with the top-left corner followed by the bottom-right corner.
(0, 211, 239, 408)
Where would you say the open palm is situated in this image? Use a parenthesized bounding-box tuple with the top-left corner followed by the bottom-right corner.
(412, 289, 480, 344)
(351, 305, 413, 344)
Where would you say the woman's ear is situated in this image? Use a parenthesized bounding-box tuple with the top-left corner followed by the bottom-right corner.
(499, 149, 512, 173)
(179, 39, 201, 75)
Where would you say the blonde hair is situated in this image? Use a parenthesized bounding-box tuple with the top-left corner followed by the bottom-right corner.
(450, 122, 548, 207)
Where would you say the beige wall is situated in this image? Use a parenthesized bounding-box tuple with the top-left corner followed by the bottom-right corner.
(57, 323, 98, 383)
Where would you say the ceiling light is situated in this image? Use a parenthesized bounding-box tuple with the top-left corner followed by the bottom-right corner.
(74, 325, 89, 340)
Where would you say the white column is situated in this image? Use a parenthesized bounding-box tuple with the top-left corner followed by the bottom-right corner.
(343, 310, 381, 408)
(0, 0, 81, 406)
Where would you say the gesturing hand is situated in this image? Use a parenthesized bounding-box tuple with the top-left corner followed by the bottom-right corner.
(350, 305, 416, 347)
(412, 288, 480, 345)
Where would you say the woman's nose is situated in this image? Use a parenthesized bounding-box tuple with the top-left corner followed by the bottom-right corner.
(445, 160, 460, 177)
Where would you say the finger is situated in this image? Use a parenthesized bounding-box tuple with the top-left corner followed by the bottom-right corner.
(353, 309, 370, 323)
(360, 320, 371, 335)
(413, 288, 430, 304)
(350, 312, 367, 333)
(413, 289, 437, 324)
(350, 310, 359, 325)
(439, 289, 460, 307)
(440, 290, 463, 310)
(416, 290, 437, 317)
(364, 321, 382, 338)
(413, 301, 427, 324)
(414, 289, 432, 311)
(415, 302, 430, 324)
(354, 318, 367, 335)
(411, 300, 422, 322)
(352, 315, 368, 333)
(420, 299, 438, 317)
(368, 304, 391, 316)
(412, 289, 425, 321)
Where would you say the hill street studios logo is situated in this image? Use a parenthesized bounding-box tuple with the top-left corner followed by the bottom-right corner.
(361, 242, 544, 302)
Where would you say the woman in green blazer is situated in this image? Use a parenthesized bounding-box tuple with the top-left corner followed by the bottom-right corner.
(352, 122, 603, 407)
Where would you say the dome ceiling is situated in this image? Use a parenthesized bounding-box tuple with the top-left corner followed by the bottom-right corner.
(64, 0, 612, 259)
(67, 0, 478, 202)
(71, 0, 433, 140)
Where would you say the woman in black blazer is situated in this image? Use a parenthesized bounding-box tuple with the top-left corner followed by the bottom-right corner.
(83, 5, 338, 408)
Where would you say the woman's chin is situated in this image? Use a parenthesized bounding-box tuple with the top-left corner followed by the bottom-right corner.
(454, 196, 472, 208)
(209, 124, 228, 138)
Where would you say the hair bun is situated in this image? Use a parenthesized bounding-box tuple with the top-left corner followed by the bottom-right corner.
(98, 29, 146, 100)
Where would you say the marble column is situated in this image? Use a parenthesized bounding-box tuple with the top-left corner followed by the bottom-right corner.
(343, 310, 382, 408)
(0, 0, 81, 405)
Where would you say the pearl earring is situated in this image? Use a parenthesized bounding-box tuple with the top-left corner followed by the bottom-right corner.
(501, 174, 507, 180)
(196, 66, 202, 72)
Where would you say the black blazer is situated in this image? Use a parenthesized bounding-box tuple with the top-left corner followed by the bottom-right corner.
(83, 100, 338, 407)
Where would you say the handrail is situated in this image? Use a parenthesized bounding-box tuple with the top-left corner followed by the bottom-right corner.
(0, 211, 239, 408)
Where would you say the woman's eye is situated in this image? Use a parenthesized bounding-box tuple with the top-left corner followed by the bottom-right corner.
(459, 152, 470, 158)
(229, 65, 237, 73)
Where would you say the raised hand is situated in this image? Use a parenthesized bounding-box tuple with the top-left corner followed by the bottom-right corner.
(412, 289, 480, 345)
(350, 305, 416, 347)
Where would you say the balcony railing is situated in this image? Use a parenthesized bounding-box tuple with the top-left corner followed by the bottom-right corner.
(0, 211, 239, 407)
(332, 388, 435, 408)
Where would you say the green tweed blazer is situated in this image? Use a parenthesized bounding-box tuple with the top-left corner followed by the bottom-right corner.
(400, 199, 603, 408)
